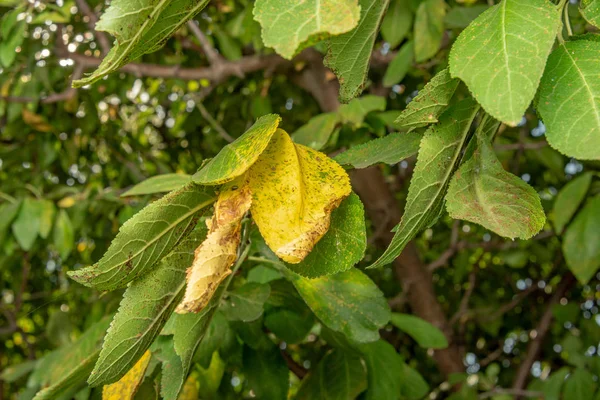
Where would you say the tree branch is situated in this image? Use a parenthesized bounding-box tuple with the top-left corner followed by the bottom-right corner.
(74, 0, 111, 54)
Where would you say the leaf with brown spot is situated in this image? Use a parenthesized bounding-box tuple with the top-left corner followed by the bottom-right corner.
(102, 350, 151, 400)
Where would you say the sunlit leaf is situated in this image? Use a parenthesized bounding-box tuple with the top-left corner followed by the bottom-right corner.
(334, 131, 423, 168)
(121, 174, 192, 197)
(102, 350, 151, 400)
(390, 313, 448, 349)
(581, 0, 600, 28)
(292, 112, 341, 150)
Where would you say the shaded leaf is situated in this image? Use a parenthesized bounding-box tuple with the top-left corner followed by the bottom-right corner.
(284, 193, 366, 278)
(369, 98, 480, 268)
(38, 200, 55, 239)
(325, 0, 389, 102)
(414, 0, 446, 62)
(334, 131, 423, 168)
(381, 0, 412, 48)
(292, 112, 341, 150)
(538, 40, 600, 160)
(68, 184, 215, 291)
(553, 172, 593, 233)
(193, 114, 281, 185)
(390, 313, 448, 349)
(0, 200, 20, 245)
(445, 5, 488, 28)
(449, 0, 561, 125)
(253, 0, 361, 59)
(221, 282, 271, 322)
(563, 196, 600, 284)
(394, 68, 459, 131)
(73, 0, 211, 87)
(581, 0, 600, 28)
(563, 369, 597, 400)
(102, 350, 151, 400)
(53, 209, 74, 259)
(12, 198, 43, 251)
(338, 95, 387, 127)
(383, 41, 414, 87)
(248, 129, 351, 263)
(242, 345, 289, 400)
(290, 268, 390, 342)
(399, 361, 430, 400)
(122, 174, 192, 197)
(357, 340, 402, 400)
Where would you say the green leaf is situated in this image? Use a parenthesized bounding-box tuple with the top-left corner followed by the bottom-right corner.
(338, 95, 387, 127)
(581, 0, 600, 28)
(553, 173, 593, 233)
(73, 0, 211, 87)
(152, 336, 185, 400)
(542, 367, 570, 400)
(0, 360, 37, 383)
(68, 184, 215, 291)
(0, 200, 20, 245)
(383, 41, 414, 87)
(325, 0, 390, 102)
(121, 174, 192, 197)
(53, 209, 74, 259)
(399, 362, 430, 400)
(380, 0, 412, 48)
(563, 196, 600, 284)
(0, 8, 26, 68)
(413, 0, 446, 62)
(221, 282, 271, 322)
(12, 198, 43, 251)
(38, 200, 55, 239)
(563, 369, 597, 400)
(394, 68, 459, 131)
(369, 98, 480, 268)
(445, 119, 546, 240)
(292, 112, 341, 150)
(334, 131, 423, 169)
(444, 5, 488, 29)
(357, 340, 402, 400)
(449, 0, 561, 126)
(296, 349, 367, 399)
(264, 309, 314, 343)
(252, 0, 361, 59)
(290, 268, 390, 342)
(87, 226, 207, 387)
(32, 317, 111, 400)
(193, 114, 281, 185)
(242, 345, 289, 399)
(284, 193, 366, 278)
(538, 40, 600, 160)
(390, 313, 448, 349)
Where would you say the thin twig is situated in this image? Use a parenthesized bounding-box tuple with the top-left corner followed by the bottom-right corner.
(74, 0, 111, 54)
(195, 101, 235, 143)
(187, 20, 222, 66)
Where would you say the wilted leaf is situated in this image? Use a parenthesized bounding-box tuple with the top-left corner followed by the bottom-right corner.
(253, 0, 361, 59)
(414, 0, 446, 62)
(122, 174, 192, 197)
(370, 98, 480, 268)
(102, 350, 151, 400)
(563, 196, 600, 284)
(248, 129, 351, 263)
(284, 193, 366, 278)
(68, 184, 215, 291)
(394, 68, 459, 131)
(290, 268, 390, 342)
(390, 313, 448, 349)
(193, 114, 281, 185)
(553, 172, 593, 233)
(538, 40, 600, 160)
(449, 0, 561, 125)
(22, 109, 53, 132)
(325, 0, 389, 102)
(176, 180, 252, 313)
(73, 0, 211, 87)
(334, 131, 423, 168)
(88, 226, 207, 387)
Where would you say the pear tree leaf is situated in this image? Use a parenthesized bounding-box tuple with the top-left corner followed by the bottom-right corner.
(53, 209, 74, 260)
(292, 112, 341, 150)
(334, 131, 423, 168)
(383, 41, 414, 87)
(445, 119, 546, 240)
(87, 226, 207, 387)
(248, 129, 351, 263)
(73, 0, 211, 87)
(563, 369, 597, 400)
(221, 282, 271, 322)
(394, 68, 460, 131)
(357, 340, 403, 400)
(0, 201, 20, 245)
(122, 174, 192, 197)
(68, 184, 215, 291)
(369, 98, 480, 268)
(38, 200, 55, 239)
(581, 0, 600, 28)
(12, 198, 43, 251)
(325, 0, 390, 102)
(445, 5, 488, 28)
(414, 0, 446, 62)
(284, 193, 367, 278)
(553, 172, 593, 233)
(538, 40, 600, 160)
(296, 349, 367, 399)
(102, 350, 152, 400)
(380, 0, 413, 48)
(390, 313, 448, 349)
(253, 0, 361, 59)
(563, 196, 600, 284)
(449, 0, 561, 126)
(290, 268, 390, 342)
(193, 114, 281, 185)
(242, 345, 289, 399)
(338, 95, 387, 127)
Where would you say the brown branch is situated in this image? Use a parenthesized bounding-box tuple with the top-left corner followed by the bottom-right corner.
(511, 273, 575, 393)
(494, 141, 548, 151)
(450, 267, 478, 325)
(74, 0, 111, 54)
(187, 20, 223, 66)
(281, 349, 307, 379)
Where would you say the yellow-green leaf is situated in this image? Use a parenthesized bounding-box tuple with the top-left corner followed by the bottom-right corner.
(102, 350, 151, 400)
(193, 114, 281, 185)
(248, 129, 351, 263)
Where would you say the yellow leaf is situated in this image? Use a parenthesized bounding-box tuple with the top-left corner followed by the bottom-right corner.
(21, 109, 53, 132)
(58, 196, 76, 208)
(176, 178, 252, 313)
(178, 374, 199, 400)
(102, 350, 151, 400)
(247, 129, 351, 263)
